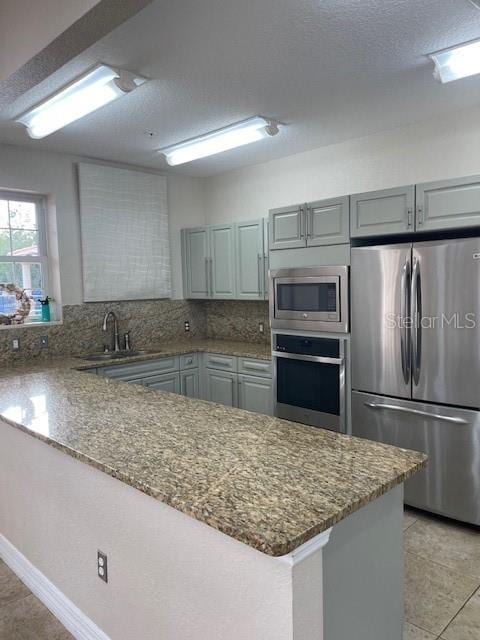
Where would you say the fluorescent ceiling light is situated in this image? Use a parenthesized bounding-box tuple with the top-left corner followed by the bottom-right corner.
(430, 39, 480, 83)
(16, 64, 147, 139)
(159, 116, 280, 166)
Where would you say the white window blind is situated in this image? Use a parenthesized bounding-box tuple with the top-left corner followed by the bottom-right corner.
(78, 163, 171, 302)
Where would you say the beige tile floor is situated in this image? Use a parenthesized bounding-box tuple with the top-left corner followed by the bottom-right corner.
(0, 509, 478, 639)
(404, 508, 480, 640)
(0, 560, 73, 639)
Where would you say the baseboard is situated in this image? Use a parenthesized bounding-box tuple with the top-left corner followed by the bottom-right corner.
(0, 534, 110, 640)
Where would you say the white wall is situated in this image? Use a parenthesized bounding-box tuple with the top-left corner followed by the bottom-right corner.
(0, 0, 99, 81)
(0, 422, 294, 640)
(203, 105, 480, 224)
(0, 143, 205, 304)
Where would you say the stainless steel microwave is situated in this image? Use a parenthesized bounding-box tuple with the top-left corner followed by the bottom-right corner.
(269, 266, 349, 333)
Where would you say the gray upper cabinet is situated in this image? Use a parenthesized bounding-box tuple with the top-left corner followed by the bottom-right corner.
(350, 186, 415, 238)
(270, 197, 350, 250)
(269, 204, 304, 250)
(307, 196, 350, 246)
(209, 224, 236, 299)
(235, 219, 265, 300)
(183, 228, 209, 298)
(416, 175, 480, 232)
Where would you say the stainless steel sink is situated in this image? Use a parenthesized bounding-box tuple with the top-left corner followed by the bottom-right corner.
(81, 350, 150, 362)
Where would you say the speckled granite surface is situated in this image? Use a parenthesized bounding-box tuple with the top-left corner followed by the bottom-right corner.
(0, 340, 425, 556)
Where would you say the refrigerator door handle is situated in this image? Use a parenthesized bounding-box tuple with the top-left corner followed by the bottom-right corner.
(411, 256, 422, 385)
(400, 258, 411, 384)
(364, 402, 468, 424)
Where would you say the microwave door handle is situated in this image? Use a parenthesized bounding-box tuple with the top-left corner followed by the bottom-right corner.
(272, 351, 344, 365)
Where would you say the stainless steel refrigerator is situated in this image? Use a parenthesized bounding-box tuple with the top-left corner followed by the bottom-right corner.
(351, 237, 480, 525)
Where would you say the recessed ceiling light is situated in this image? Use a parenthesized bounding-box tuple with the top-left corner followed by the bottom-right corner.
(16, 64, 147, 139)
(159, 116, 280, 166)
(430, 39, 480, 83)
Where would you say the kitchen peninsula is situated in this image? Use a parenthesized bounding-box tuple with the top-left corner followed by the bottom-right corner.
(0, 343, 425, 640)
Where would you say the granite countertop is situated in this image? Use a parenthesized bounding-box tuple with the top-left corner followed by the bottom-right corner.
(0, 339, 426, 556)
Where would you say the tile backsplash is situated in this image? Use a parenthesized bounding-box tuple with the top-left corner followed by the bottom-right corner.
(205, 300, 270, 344)
(0, 300, 206, 363)
(0, 299, 269, 364)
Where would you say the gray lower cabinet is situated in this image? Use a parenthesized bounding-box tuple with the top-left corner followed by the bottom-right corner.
(350, 186, 415, 237)
(416, 175, 480, 231)
(307, 196, 350, 246)
(143, 372, 180, 393)
(205, 368, 238, 407)
(235, 219, 265, 300)
(97, 352, 272, 415)
(180, 368, 200, 398)
(238, 374, 273, 415)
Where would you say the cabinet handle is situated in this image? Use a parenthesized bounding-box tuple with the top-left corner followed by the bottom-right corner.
(407, 207, 413, 228)
(257, 254, 262, 297)
(205, 257, 209, 296)
(209, 357, 230, 365)
(306, 205, 311, 238)
(417, 205, 424, 226)
(263, 254, 268, 300)
(209, 258, 214, 297)
(299, 207, 304, 238)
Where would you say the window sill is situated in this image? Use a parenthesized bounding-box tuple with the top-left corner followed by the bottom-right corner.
(0, 320, 63, 331)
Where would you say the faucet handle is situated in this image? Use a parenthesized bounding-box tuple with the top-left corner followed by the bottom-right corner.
(124, 331, 131, 351)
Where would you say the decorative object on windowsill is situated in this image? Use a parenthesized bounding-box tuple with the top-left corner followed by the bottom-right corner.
(0, 284, 31, 325)
(39, 296, 51, 322)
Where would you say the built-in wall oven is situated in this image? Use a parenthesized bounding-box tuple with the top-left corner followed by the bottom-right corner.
(273, 334, 346, 432)
(269, 266, 349, 333)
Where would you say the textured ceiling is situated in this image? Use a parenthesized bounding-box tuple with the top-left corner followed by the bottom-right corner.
(1, 0, 480, 177)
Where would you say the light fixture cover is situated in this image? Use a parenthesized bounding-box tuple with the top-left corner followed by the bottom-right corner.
(430, 39, 480, 83)
(16, 64, 147, 139)
(159, 116, 280, 166)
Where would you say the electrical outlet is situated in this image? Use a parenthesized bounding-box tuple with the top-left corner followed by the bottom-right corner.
(259, 322, 265, 334)
(97, 550, 108, 583)
(184, 320, 190, 332)
(11, 338, 20, 351)
(40, 335, 49, 348)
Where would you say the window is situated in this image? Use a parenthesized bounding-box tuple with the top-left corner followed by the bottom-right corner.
(0, 192, 48, 323)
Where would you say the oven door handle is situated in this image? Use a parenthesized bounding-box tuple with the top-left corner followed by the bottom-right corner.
(272, 351, 343, 365)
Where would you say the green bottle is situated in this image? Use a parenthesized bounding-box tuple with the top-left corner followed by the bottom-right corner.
(40, 297, 51, 322)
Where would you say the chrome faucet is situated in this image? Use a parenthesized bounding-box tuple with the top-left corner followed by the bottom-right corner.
(102, 311, 121, 352)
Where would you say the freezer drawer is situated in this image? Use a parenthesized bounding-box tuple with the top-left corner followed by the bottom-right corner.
(352, 391, 480, 525)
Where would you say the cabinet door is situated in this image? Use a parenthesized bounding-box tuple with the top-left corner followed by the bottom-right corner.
(269, 205, 305, 250)
(144, 372, 180, 393)
(205, 369, 238, 407)
(238, 374, 273, 416)
(235, 219, 264, 299)
(183, 228, 209, 298)
(209, 224, 236, 299)
(416, 176, 480, 232)
(306, 196, 350, 246)
(180, 369, 199, 398)
(350, 186, 414, 238)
